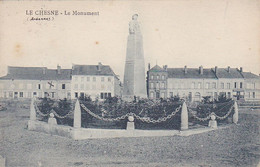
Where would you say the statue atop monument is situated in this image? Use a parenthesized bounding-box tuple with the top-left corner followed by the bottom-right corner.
(129, 14, 141, 35)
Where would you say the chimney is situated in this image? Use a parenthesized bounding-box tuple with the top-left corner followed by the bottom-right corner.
(184, 65, 187, 74)
(215, 66, 218, 74)
(240, 67, 243, 72)
(98, 62, 102, 71)
(199, 66, 203, 75)
(148, 63, 151, 70)
(227, 66, 230, 73)
(43, 67, 46, 75)
(57, 65, 61, 74)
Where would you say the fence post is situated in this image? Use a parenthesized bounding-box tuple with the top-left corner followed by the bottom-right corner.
(30, 98, 36, 121)
(181, 101, 188, 130)
(233, 101, 238, 124)
(73, 99, 81, 128)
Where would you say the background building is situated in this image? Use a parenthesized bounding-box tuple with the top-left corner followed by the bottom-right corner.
(71, 63, 121, 100)
(147, 65, 260, 102)
(0, 66, 71, 99)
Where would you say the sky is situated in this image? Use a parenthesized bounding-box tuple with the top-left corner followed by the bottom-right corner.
(0, 0, 259, 80)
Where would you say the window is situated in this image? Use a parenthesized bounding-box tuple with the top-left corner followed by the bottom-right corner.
(212, 82, 216, 89)
(253, 92, 255, 98)
(150, 92, 154, 98)
(169, 92, 173, 97)
(104, 93, 108, 99)
(87, 77, 90, 81)
(161, 83, 165, 88)
(162, 75, 165, 80)
(101, 77, 105, 82)
(80, 92, 84, 98)
(93, 77, 96, 82)
(62, 84, 65, 89)
(161, 92, 165, 98)
(33, 92, 37, 96)
(206, 83, 210, 89)
(9, 92, 13, 98)
(227, 83, 231, 89)
(108, 93, 111, 98)
(253, 83, 256, 89)
(19, 92, 23, 97)
(191, 82, 195, 89)
(100, 93, 104, 99)
(108, 77, 111, 82)
(198, 82, 202, 89)
(248, 92, 250, 98)
(75, 92, 78, 98)
(157, 75, 160, 80)
(150, 83, 154, 88)
(156, 83, 160, 89)
(151, 75, 154, 80)
(221, 83, 224, 89)
(234, 82, 237, 88)
(38, 84, 41, 90)
(240, 82, 243, 88)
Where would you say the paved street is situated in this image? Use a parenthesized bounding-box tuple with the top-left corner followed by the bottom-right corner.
(0, 101, 259, 167)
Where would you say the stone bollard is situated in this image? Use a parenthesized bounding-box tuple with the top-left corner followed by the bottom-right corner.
(233, 101, 238, 124)
(48, 113, 57, 125)
(208, 114, 217, 128)
(30, 98, 36, 121)
(73, 99, 81, 128)
(126, 115, 135, 130)
(181, 102, 188, 130)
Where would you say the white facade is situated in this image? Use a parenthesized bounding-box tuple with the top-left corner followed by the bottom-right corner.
(71, 75, 115, 100)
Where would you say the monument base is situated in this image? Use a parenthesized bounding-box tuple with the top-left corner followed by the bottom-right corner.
(126, 122, 135, 130)
(208, 120, 217, 128)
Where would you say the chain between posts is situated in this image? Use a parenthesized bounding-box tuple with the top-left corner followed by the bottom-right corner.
(80, 103, 182, 123)
(188, 101, 234, 121)
(34, 101, 73, 119)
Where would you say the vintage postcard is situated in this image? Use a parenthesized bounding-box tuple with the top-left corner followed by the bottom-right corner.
(0, 0, 259, 166)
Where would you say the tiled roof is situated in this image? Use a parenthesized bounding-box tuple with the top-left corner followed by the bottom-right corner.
(241, 72, 260, 79)
(167, 68, 216, 79)
(215, 68, 244, 78)
(72, 64, 115, 76)
(0, 66, 72, 80)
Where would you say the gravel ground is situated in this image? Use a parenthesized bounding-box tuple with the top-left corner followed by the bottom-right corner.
(0, 101, 259, 167)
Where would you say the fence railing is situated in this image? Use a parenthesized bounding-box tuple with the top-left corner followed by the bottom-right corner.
(30, 98, 239, 130)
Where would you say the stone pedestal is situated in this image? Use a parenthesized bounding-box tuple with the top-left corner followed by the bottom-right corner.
(48, 113, 57, 126)
(73, 99, 81, 128)
(30, 98, 36, 121)
(208, 115, 217, 128)
(181, 102, 188, 130)
(126, 122, 135, 130)
(126, 115, 135, 130)
(233, 101, 238, 124)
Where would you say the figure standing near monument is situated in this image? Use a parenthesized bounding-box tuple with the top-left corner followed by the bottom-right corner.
(123, 14, 147, 100)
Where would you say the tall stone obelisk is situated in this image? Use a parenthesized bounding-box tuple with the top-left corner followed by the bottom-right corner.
(123, 14, 147, 100)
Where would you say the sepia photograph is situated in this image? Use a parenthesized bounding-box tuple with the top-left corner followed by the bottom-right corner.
(0, 0, 259, 166)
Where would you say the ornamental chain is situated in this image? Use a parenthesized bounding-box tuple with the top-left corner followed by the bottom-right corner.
(188, 101, 234, 121)
(81, 103, 182, 123)
(34, 101, 73, 119)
